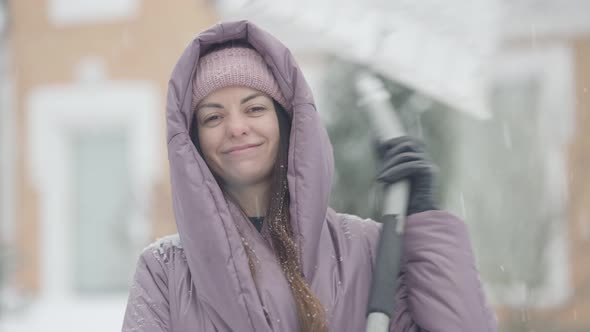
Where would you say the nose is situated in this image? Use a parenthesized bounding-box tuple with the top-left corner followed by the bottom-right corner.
(225, 112, 250, 137)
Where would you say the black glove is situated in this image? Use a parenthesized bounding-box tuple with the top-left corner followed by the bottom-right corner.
(375, 136, 438, 216)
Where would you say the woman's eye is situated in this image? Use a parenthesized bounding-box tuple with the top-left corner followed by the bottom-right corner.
(248, 107, 266, 114)
(204, 115, 221, 124)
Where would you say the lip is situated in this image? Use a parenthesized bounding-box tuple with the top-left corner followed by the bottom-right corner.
(224, 143, 262, 154)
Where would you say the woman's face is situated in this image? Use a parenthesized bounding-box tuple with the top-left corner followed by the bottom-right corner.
(195, 86, 280, 189)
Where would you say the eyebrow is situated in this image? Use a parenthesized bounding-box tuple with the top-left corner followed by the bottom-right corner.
(196, 93, 265, 113)
(240, 93, 264, 104)
(196, 102, 224, 111)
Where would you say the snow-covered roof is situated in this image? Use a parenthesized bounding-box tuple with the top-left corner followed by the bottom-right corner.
(216, 0, 502, 118)
(501, 0, 590, 38)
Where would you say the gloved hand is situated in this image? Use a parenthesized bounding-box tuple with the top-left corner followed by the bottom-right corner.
(375, 136, 438, 216)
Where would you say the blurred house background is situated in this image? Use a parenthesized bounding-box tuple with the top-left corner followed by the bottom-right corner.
(0, 1, 589, 331)
(0, 1, 216, 331)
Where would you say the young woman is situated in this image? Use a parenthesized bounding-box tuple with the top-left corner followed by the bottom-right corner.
(122, 20, 497, 332)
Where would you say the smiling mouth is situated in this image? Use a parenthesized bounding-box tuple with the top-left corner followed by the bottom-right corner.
(225, 143, 262, 154)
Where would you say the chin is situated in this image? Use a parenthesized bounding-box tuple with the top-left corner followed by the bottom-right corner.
(226, 169, 269, 186)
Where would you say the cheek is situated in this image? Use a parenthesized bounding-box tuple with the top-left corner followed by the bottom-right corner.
(265, 115, 281, 148)
(197, 129, 220, 163)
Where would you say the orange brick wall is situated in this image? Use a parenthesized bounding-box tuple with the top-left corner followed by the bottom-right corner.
(9, 0, 216, 294)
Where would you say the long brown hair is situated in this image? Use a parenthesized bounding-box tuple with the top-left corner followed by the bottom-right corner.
(190, 100, 328, 331)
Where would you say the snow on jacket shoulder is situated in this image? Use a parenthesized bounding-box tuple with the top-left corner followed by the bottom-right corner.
(122, 236, 173, 332)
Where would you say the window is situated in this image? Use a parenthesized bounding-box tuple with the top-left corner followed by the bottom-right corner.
(419, 46, 574, 308)
(27, 78, 159, 301)
(72, 130, 135, 293)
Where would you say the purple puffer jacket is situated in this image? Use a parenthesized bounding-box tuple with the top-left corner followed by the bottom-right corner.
(122, 20, 497, 332)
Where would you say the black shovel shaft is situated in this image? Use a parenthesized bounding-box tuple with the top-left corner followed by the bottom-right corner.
(355, 72, 409, 331)
(367, 213, 403, 315)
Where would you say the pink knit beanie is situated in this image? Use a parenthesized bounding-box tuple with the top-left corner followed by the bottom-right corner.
(192, 44, 288, 111)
